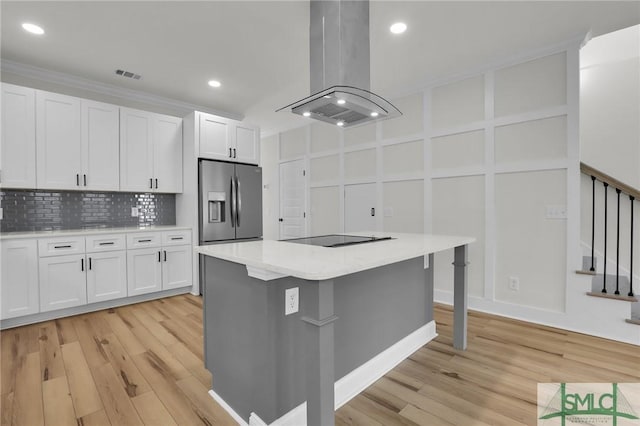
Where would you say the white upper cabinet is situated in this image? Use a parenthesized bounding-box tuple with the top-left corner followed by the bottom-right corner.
(36, 90, 83, 190)
(153, 114, 183, 193)
(1, 84, 36, 189)
(197, 112, 259, 165)
(120, 107, 183, 193)
(82, 100, 120, 191)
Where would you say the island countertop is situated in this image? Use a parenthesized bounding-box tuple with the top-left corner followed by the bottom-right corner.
(194, 232, 475, 281)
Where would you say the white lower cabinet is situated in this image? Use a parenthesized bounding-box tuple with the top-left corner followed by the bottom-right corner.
(127, 247, 163, 296)
(39, 254, 87, 312)
(162, 245, 192, 290)
(1, 239, 39, 319)
(87, 251, 127, 303)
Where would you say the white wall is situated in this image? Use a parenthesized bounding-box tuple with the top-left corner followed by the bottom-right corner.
(261, 134, 280, 240)
(580, 25, 640, 189)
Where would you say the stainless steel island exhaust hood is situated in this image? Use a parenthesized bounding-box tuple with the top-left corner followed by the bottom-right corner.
(277, 0, 401, 128)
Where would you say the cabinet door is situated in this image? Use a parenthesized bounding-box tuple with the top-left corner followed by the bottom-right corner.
(87, 251, 127, 303)
(82, 100, 119, 191)
(234, 124, 260, 165)
(1, 239, 39, 319)
(1, 84, 36, 189)
(39, 254, 87, 312)
(36, 91, 82, 190)
(161, 245, 192, 290)
(127, 248, 162, 296)
(199, 113, 232, 160)
(120, 108, 154, 192)
(153, 114, 183, 193)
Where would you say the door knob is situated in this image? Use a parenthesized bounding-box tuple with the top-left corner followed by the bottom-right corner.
(278, 218, 283, 222)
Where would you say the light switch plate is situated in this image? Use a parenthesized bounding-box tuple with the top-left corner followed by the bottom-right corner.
(545, 205, 567, 219)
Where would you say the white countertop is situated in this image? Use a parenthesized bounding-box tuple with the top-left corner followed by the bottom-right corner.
(0, 225, 192, 240)
(195, 232, 475, 281)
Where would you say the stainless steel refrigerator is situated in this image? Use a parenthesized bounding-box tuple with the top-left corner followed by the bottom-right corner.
(199, 159, 263, 243)
(198, 159, 262, 293)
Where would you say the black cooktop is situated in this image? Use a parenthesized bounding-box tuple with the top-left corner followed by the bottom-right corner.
(282, 234, 393, 248)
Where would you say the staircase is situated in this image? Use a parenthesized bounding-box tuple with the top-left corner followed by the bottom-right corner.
(578, 162, 639, 326)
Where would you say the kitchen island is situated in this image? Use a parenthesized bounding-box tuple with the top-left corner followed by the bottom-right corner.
(195, 232, 474, 426)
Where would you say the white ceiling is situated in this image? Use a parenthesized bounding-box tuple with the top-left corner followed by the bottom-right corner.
(2, 1, 639, 135)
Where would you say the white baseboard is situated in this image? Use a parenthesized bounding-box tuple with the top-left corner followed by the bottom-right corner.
(216, 321, 437, 426)
(208, 389, 248, 426)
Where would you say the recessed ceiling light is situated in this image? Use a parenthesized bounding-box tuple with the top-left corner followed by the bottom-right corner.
(303, 111, 311, 117)
(22, 23, 44, 35)
(336, 121, 344, 127)
(337, 99, 346, 105)
(208, 80, 221, 88)
(390, 22, 407, 34)
(370, 112, 379, 117)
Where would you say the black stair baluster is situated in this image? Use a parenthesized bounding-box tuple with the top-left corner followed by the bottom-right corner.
(615, 188, 621, 295)
(591, 176, 596, 271)
(603, 182, 608, 293)
(630, 196, 635, 297)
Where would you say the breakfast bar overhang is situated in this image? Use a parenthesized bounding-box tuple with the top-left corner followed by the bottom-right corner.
(195, 232, 475, 426)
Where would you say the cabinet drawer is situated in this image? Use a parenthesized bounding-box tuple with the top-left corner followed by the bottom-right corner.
(126, 232, 162, 249)
(161, 230, 192, 246)
(38, 237, 85, 257)
(86, 234, 126, 253)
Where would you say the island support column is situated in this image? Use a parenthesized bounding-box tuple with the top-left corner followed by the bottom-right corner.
(453, 245, 469, 350)
(301, 279, 338, 426)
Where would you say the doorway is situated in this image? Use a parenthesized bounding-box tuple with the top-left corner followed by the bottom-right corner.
(279, 159, 307, 239)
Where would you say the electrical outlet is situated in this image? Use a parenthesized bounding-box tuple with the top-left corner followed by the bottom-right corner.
(545, 205, 567, 219)
(509, 276, 520, 291)
(0, 207, 3, 220)
(131, 207, 139, 217)
(285, 287, 299, 315)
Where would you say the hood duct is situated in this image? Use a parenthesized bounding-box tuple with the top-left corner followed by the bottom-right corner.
(278, 0, 401, 128)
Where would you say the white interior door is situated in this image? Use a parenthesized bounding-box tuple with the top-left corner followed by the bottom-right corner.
(344, 183, 377, 233)
(279, 159, 306, 239)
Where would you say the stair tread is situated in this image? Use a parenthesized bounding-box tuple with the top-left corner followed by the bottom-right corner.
(625, 318, 640, 326)
(586, 291, 638, 303)
(576, 269, 597, 276)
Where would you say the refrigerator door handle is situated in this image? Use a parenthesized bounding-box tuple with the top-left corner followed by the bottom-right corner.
(236, 175, 241, 227)
(230, 176, 236, 228)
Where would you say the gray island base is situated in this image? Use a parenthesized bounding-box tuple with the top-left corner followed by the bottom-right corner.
(196, 233, 474, 426)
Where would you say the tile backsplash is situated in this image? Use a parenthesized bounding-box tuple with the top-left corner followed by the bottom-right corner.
(0, 189, 176, 232)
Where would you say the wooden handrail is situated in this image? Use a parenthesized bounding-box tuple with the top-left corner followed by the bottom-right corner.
(580, 162, 640, 200)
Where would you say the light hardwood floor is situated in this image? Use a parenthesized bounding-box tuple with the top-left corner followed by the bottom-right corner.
(1, 296, 639, 425)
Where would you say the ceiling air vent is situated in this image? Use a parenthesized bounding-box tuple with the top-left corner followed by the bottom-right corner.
(115, 69, 142, 80)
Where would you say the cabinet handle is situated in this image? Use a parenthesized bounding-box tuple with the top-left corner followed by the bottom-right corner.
(99, 242, 114, 246)
(54, 245, 72, 249)
(81, 258, 84, 271)
(89, 257, 92, 270)
(158, 251, 161, 262)
(83, 174, 87, 186)
(150, 178, 153, 189)
(233, 148, 237, 158)
(76, 174, 80, 186)
(229, 148, 232, 158)
(170, 237, 183, 240)
(155, 178, 158, 189)
(138, 239, 152, 243)
(371, 208, 375, 216)
(163, 250, 167, 262)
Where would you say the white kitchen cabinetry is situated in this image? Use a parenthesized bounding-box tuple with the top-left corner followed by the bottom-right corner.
(1, 239, 39, 319)
(1, 83, 36, 189)
(127, 230, 192, 295)
(120, 108, 183, 193)
(86, 234, 127, 303)
(36, 90, 82, 190)
(39, 254, 87, 312)
(197, 112, 259, 165)
(82, 100, 120, 191)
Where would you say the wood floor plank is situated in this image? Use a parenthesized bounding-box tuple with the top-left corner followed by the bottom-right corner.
(99, 333, 152, 398)
(60, 341, 103, 418)
(398, 404, 454, 426)
(159, 319, 204, 360)
(92, 363, 143, 426)
(167, 342, 211, 388)
(175, 375, 238, 425)
(1, 329, 19, 396)
(54, 317, 79, 345)
(130, 309, 179, 347)
(336, 403, 384, 426)
(42, 376, 76, 426)
(12, 351, 44, 426)
(38, 322, 66, 382)
(72, 316, 110, 368)
(131, 391, 177, 426)
(1, 392, 14, 426)
(77, 409, 111, 426)
(348, 393, 419, 426)
(102, 309, 146, 356)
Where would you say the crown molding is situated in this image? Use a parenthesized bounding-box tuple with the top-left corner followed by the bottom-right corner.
(0, 59, 243, 121)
